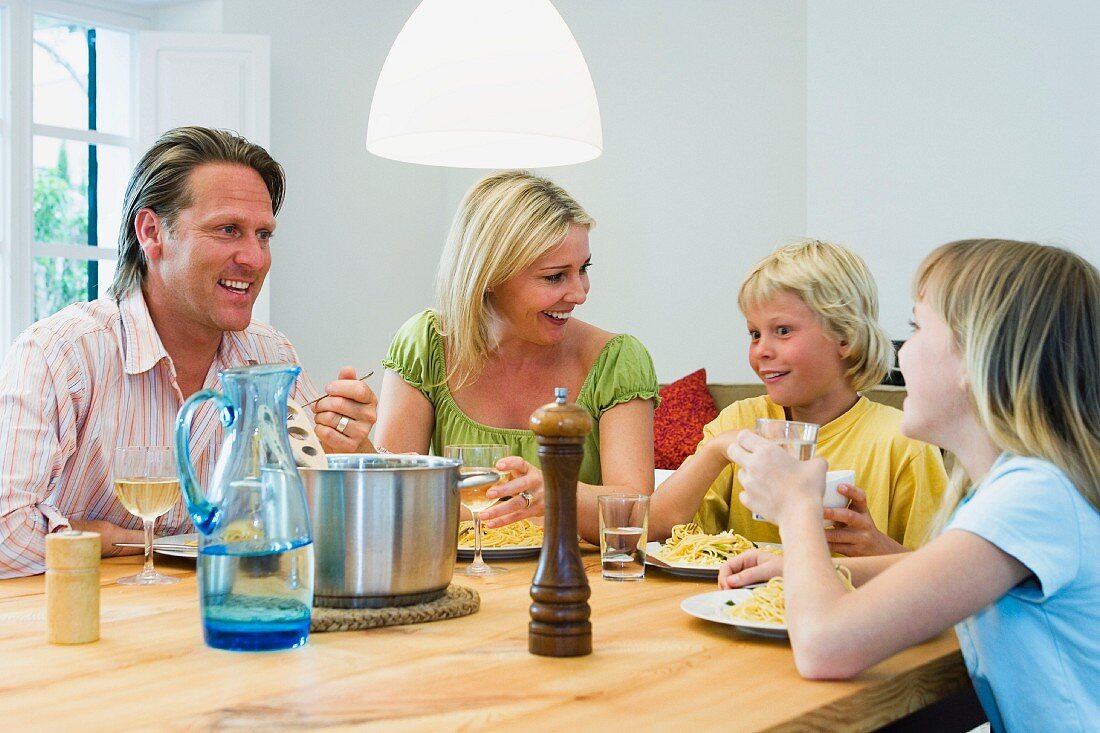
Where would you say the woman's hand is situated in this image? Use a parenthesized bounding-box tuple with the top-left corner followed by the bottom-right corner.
(313, 366, 379, 454)
(824, 484, 907, 556)
(717, 549, 784, 589)
(479, 456, 544, 528)
(725, 430, 828, 526)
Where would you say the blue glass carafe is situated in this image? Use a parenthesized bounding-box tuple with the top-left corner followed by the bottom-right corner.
(175, 364, 314, 651)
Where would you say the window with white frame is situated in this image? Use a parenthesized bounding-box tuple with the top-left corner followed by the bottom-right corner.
(1, 3, 269, 362)
(31, 12, 132, 319)
(0, 1, 144, 360)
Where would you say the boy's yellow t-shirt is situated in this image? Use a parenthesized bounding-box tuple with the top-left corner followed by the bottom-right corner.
(691, 395, 947, 549)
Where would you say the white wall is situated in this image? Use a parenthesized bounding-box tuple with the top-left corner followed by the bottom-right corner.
(216, 0, 451, 389)
(214, 0, 807, 386)
(150, 0, 223, 32)
(806, 1, 1100, 339)
(441, 1, 807, 385)
(155, 0, 1098, 387)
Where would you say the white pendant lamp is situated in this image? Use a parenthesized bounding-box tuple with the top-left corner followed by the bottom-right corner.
(366, 0, 602, 169)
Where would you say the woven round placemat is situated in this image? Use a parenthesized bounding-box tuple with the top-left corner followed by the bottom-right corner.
(310, 584, 480, 632)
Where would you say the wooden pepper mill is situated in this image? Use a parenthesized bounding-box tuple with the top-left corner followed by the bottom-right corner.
(528, 387, 593, 657)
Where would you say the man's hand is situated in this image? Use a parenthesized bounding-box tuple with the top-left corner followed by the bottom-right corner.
(313, 366, 379, 453)
(69, 519, 143, 558)
(823, 483, 907, 556)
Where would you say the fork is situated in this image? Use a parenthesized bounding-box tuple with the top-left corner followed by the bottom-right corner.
(297, 370, 375, 410)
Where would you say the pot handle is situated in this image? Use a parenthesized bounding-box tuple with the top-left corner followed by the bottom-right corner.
(457, 470, 501, 491)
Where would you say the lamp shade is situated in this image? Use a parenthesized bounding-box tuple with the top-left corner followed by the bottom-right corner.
(366, 0, 602, 168)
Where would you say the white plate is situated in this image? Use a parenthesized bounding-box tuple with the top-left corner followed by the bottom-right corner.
(680, 588, 788, 639)
(644, 541, 721, 579)
(457, 545, 541, 560)
(644, 541, 782, 579)
(154, 533, 198, 559)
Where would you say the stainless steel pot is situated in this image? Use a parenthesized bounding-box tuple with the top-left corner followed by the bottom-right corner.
(300, 454, 497, 609)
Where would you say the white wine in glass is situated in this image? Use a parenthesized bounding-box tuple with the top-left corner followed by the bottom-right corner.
(445, 444, 509, 576)
(459, 470, 512, 513)
(114, 446, 180, 585)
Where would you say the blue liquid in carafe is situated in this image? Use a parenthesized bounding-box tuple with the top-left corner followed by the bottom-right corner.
(198, 541, 314, 651)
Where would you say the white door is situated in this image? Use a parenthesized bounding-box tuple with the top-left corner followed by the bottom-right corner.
(136, 32, 272, 321)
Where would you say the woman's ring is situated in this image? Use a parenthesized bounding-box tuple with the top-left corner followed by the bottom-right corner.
(519, 491, 534, 509)
(335, 416, 350, 434)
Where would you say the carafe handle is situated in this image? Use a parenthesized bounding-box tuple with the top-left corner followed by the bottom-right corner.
(175, 389, 235, 534)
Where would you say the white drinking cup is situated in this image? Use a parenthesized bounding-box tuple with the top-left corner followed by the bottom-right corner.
(823, 469, 856, 528)
(824, 469, 855, 509)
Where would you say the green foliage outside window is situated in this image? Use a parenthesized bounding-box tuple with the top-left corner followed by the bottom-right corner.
(33, 143, 91, 320)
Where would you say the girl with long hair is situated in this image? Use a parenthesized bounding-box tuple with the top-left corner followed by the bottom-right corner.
(719, 239, 1100, 731)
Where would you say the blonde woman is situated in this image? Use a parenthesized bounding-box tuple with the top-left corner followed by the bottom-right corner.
(720, 240, 1100, 731)
(650, 240, 947, 554)
(375, 170, 659, 542)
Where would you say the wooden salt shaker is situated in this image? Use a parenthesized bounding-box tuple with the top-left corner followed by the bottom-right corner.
(45, 530, 100, 644)
(528, 387, 593, 657)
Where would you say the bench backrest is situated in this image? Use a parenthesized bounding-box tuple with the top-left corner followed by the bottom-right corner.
(705, 384, 907, 412)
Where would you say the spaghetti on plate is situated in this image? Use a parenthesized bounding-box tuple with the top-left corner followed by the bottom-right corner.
(726, 566, 854, 625)
(458, 519, 543, 548)
(657, 523, 768, 566)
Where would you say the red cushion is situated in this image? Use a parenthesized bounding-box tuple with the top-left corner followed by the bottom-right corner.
(653, 368, 719, 470)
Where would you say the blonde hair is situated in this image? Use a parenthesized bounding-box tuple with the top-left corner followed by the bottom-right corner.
(918, 239, 1100, 530)
(737, 240, 892, 393)
(435, 170, 594, 386)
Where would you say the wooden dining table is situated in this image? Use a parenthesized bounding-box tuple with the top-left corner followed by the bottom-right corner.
(0, 549, 971, 732)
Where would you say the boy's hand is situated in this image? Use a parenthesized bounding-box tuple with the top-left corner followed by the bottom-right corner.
(703, 429, 741, 464)
(823, 483, 907, 556)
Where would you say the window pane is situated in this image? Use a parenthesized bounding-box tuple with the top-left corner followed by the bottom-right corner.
(32, 257, 112, 320)
(96, 143, 130, 251)
(94, 29, 131, 136)
(33, 16, 131, 135)
(34, 136, 130, 250)
(33, 136, 88, 246)
(33, 18, 88, 130)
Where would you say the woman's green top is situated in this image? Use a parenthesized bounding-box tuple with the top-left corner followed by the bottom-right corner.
(382, 310, 660, 484)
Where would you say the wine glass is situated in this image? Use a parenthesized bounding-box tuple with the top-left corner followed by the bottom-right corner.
(444, 444, 510, 576)
(113, 446, 180, 585)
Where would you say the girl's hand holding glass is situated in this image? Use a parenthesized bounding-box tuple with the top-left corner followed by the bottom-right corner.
(725, 430, 828, 527)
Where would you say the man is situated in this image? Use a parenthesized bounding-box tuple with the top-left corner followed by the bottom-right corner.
(0, 127, 377, 578)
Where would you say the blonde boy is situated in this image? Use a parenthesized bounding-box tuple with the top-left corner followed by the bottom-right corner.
(650, 240, 946, 555)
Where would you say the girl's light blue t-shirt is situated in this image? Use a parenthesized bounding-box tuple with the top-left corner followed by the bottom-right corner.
(947, 453, 1100, 733)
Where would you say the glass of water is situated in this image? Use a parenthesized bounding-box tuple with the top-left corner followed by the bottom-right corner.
(598, 493, 649, 581)
(752, 419, 821, 522)
(754, 419, 820, 458)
